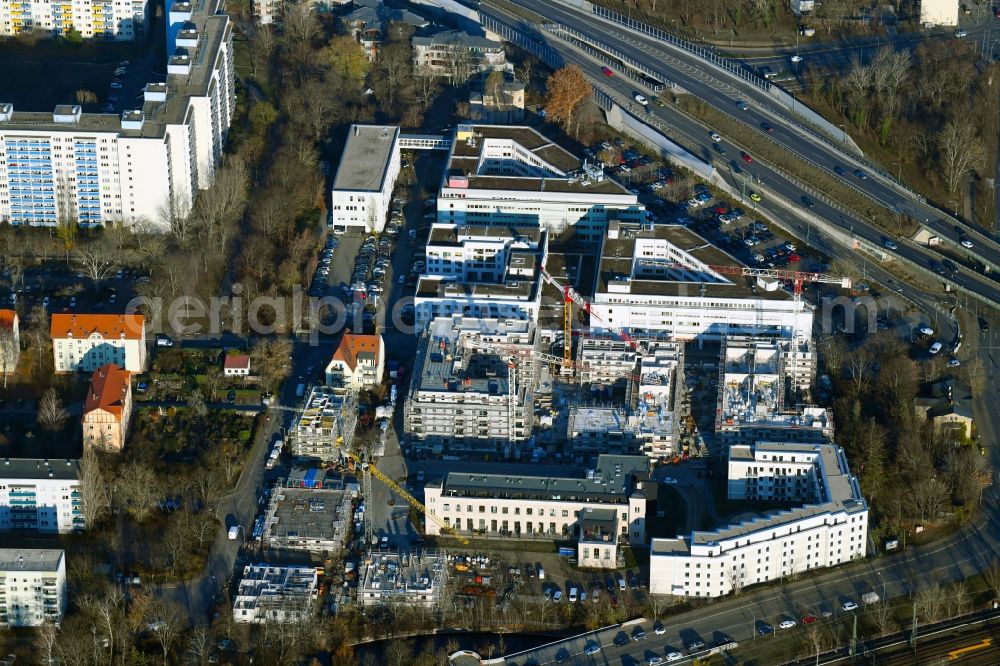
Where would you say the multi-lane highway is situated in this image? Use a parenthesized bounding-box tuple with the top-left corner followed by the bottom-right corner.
(493, 0, 1000, 282)
(482, 2, 1000, 310)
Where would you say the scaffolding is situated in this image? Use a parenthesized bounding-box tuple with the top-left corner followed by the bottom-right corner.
(358, 551, 448, 608)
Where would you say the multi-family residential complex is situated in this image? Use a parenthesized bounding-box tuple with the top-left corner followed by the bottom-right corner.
(260, 482, 353, 555)
(81, 363, 132, 452)
(0, 0, 148, 40)
(436, 125, 644, 244)
(920, 0, 958, 26)
(0, 549, 66, 627)
(424, 454, 649, 549)
(0, 459, 83, 533)
(412, 30, 506, 81)
(568, 341, 683, 459)
(403, 316, 539, 458)
(0, 0, 234, 227)
(589, 221, 814, 341)
(414, 224, 548, 326)
(50, 313, 146, 373)
(232, 564, 318, 624)
(289, 386, 358, 463)
(359, 551, 447, 607)
(330, 125, 401, 234)
(340, 0, 428, 60)
(715, 337, 831, 449)
(325, 332, 384, 391)
(650, 440, 868, 598)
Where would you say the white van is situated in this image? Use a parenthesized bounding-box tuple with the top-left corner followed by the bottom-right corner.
(228, 525, 241, 540)
(569, 587, 578, 603)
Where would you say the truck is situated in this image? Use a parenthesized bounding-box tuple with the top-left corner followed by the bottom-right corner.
(862, 591, 881, 605)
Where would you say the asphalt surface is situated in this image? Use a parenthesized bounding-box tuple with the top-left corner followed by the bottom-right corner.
(498, 0, 1000, 285)
(482, 2, 1000, 314)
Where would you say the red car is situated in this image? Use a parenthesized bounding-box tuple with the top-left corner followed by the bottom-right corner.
(712, 204, 728, 214)
(788, 252, 802, 263)
(802, 615, 818, 624)
(601, 66, 614, 77)
(994, 6, 1000, 18)
(741, 152, 753, 164)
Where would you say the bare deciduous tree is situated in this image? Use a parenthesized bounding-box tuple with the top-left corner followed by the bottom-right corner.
(37, 388, 69, 434)
(0, 316, 18, 388)
(909, 476, 949, 522)
(150, 599, 188, 664)
(915, 582, 945, 622)
(984, 559, 1000, 602)
(117, 461, 160, 522)
(80, 446, 110, 527)
(938, 120, 983, 194)
(72, 238, 118, 286)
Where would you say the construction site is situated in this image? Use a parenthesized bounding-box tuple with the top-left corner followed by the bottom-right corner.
(232, 564, 319, 624)
(289, 385, 359, 462)
(260, 480, 354, 555)
(358, 551, 448, 607)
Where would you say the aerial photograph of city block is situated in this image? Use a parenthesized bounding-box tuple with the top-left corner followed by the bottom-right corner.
(0, 0, 998, 663)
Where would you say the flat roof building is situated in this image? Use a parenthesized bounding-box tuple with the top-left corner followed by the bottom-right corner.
(0, 549, 66, 627)
(260, 482, 354, 555)
(437, 125, 645, 245)
(359, 551, 447, 607)
(650, 440, 868, 598)
(330, 124, 401, 234)
(0, 459, 83, 533)
(0, 0, 234, 228)
(232, 564, 318, 624)
(415, 224, 548, 327)
(589, 222, 813, 342)
(424, 455, 649, 546)
(404, 316, 538, 459)
(289, 386, 358, 463)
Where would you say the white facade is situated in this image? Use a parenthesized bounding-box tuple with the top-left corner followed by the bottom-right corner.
(412, 30, 506, 81)
(0, 459, 84, 533)
(289, 386, 358, 462)
(0, 0, 234, 229)
(50, 314, 147, 373)
(437, 125, 644, 245)
(0, 0, 148, 40)
(920, 0, 958, 26)
(330, 125, 401, 233)
(424, 455, 649, 545)
(232, 564, 318, 624)
(325, 333, 384, 391)
(650, 442, 868, 598)
(789, 0, 814, 16)
(414, 224, 547, 327)
(403, 316, 538, 458)
(0, 549, 66, 627)
(359, 552, 447, 607)
(591, 222, 813, 342)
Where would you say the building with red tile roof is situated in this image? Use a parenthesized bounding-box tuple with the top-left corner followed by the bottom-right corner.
(325, 331, 384, 391)
(82, 364, 132, 452)
(50, 313, 146, 373)
(223, 354, 251, 377)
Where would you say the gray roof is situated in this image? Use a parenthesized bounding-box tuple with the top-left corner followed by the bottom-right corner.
(0, 458, 80, 481)
(333, 125, 400, 192)
(413, 30, 502, 50)
(0, 548, 64, 572)
(439, 454, 648, 503)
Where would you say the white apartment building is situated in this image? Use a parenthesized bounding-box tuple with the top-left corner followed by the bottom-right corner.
(0, 0, 234, 228)
(437, 125, 645, 245)
(716, 336, 831, 448)
(412, 30, 506, 81)
(0, 0, 148, 40)
(920, 0, 958, 26)
(50, 313, 147, 373)
(590, 222, 814, 342)
(414, 224, 547, 327)
(789, 0, 815, 16)
(232, 564, 318, 624)
(289, 386, 358, 463)
(650, 441, 868, 598)
(330, 125, 400, 234)
(424, 455, 649, 547)
(0, 549, 66, 627)
(325, 332, 384, 391)
(0, 459, 83, 533)
(404, 316, 538, 458)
